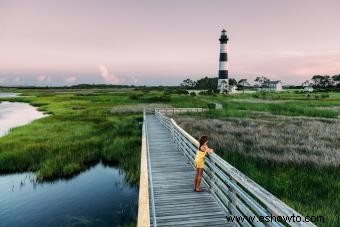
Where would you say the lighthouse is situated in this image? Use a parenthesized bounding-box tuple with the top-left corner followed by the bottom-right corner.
(218, 29, 229, 93)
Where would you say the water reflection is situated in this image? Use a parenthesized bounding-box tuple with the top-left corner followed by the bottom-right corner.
(0, 102, 46, 137)
(0, 93, 19, 98)
(0, 163, 138, 226)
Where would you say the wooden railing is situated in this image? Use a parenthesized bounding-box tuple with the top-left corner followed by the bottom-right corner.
(138, 111, 158, 227)
(154, 107, 206, 116)
(137, 111, 150, 227)
(155, 109, 316, 227)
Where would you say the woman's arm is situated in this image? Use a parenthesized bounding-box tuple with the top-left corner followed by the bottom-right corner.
(201, 144, 214, 154)
(206, 147, 214, 154)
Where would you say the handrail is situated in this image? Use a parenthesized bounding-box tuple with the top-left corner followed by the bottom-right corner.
(145, 111, 157, 227)
(154, 107, 206, 116)
(137, 110, 150, 227)
(155, 108, 316, 227)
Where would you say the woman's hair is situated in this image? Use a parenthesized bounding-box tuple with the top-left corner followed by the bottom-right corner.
(199, 136, 208, 150)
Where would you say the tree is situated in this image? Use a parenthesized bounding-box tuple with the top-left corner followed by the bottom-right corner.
(238, 79, 250, 93)
(254, 76, 269, 88)
(228, 78, 237, 86)
(302, 80, 314, 87)
(195, 76, 218, 91)
(311, 75, 323, 88)
(180, 78, 196, 88)
(333, 74, 340, 81)
(311, 75, 333, 88)
(332, 74, 340, 87)
(323, 75, 333, 87)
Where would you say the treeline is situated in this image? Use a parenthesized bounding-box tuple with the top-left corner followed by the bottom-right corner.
(0, 84, 178, 90)
(0, 84, 133, 89)
(180, 76, 251, 91)
(302, 74, 340, 88)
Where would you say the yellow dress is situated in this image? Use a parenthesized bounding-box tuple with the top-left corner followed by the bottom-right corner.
(194, 150, 207, 168)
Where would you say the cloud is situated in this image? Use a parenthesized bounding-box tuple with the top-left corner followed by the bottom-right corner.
(291, 55, 340, 76)
(13, 77, 21, 83)
(98, 64, 120, 84)
(36, 75, 51, 83)
(279, 51, 306, 56)
(237, 52, 340, 84)
(65, 76, 77, 84)
(0, 77, 6, 84)
(130, 75, 139, 84)
(37, 75, 47, 82)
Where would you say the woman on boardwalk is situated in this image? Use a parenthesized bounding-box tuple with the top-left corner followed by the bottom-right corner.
(194, 136, 214, 192)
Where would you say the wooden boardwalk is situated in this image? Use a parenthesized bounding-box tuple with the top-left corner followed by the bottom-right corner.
(145, 114, 233, 226)
(138, 109, 316, 227)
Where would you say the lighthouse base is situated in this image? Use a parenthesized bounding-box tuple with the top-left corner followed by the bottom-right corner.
(218, 79, 229, 93)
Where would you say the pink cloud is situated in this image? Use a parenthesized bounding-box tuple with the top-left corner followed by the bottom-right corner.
(98, 64, 120, 84)
(291, 55, 340, 76)
(65, 76, 77, 84)
(36, 75, 47, 82)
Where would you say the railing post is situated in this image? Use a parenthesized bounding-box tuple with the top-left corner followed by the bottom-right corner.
(210, 157, 217, 193)
(229, 179, 238, 215)
(170, 122, 175, 143)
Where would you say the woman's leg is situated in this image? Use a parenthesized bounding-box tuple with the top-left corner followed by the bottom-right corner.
(196, 168, 204, 191)
(194, 168, 199, 190)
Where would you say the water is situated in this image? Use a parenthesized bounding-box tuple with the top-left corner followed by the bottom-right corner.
(0, 163, 138, 227)
(0, 93, 19, 98)
(0, 102, 46, 137)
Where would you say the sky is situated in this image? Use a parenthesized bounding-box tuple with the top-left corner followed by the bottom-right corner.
(0, 0, 340, 86)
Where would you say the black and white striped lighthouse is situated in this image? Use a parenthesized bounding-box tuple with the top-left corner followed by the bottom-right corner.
(218, 29, 229, 93)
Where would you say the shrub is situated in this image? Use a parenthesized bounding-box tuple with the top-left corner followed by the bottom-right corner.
(163, 90, 172, 95)
(174, 89, 189, 95)
(147, 94, 171, 102)
(321, 93, 330, 99)
(160, 94, 171, 102)
(207, 103, 216, 109)
(129, 93, 143, 100)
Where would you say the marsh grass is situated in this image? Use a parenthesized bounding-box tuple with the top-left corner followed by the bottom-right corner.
(175, 116, 340, 167)
(0, 91, 142, 185)
(111, 103, 172, 114)
(174, 115, 340, 226)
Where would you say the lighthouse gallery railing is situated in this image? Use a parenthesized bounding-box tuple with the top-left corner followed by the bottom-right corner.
(155, 108, 316, 227)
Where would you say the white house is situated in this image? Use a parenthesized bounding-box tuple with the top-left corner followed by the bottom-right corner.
(229, 85, 238, 93)
(268, 81, 283, 91)
(303, 86, 313, 92)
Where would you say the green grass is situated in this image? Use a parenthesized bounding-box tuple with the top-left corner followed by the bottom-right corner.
(0, 89, 210, 182)
(218, 150, 339, 226)
(194, 92, 340, 118)
(0, 90, 142, 184)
